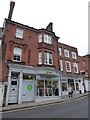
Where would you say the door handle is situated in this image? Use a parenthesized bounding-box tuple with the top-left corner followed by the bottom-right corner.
(23, 94, 25, 96)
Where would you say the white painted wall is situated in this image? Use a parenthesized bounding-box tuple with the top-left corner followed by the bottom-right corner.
(0, 84, 4, 106)
(85, 80, 90, 92)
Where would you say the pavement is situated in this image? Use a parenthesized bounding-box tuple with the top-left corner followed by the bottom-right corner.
(1, 92, 89, 112)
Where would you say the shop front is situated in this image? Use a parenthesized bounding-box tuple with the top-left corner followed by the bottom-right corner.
(61, 77, 80, 96)
(5, 64, 61, 106)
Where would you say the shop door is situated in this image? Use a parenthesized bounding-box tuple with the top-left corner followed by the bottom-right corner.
(8, 77, 18, 103)
(22, 80, 34, 102)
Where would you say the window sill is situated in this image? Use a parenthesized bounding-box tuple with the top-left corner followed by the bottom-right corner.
(6, 59, 25, 65)
(14, 36, 23, 40)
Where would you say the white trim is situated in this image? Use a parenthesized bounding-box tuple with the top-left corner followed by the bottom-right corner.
(18, 72, 23, 104)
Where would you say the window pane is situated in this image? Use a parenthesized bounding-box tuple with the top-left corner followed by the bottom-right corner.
(14, 48, 22, 54)
(44, 34, 47, 43)
(44, 52, 48, 64)
(37, 80, 44, 96)
(38, 52, 42, 64)
(64, 49, 69, 57)
(49, 53, 52, 64)
(73, 63, 78, 73)
(44, 52, 53, 65)
(16, 28, 23, 38)
(44, 34, 52, 44)
(66, 61, 71, 72)
(62, 82, 67, 91)
(72, 52, 76, 59)
(58, 48, 61, 56)
(38, 34, 42, 43)
(13, 48, 22, 62)
(48, 36, 52, 44)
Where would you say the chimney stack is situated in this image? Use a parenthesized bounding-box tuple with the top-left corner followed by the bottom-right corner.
(46, 22, 53, 32)
(8, 1, 15, 20)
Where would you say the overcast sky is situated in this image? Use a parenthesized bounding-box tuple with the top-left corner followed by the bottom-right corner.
(0, 0, 89, 56)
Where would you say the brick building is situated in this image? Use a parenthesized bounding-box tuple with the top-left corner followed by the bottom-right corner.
(2, 18, 86, 105)
(2, 18, 62, 105)
(78, 54, 90, 91)
(1, 1, 86, 106)
(58, 43, 85, 95)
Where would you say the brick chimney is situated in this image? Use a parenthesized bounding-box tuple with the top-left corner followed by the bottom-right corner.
(46, 22, 53, 32)
(8, 1, 15, 20)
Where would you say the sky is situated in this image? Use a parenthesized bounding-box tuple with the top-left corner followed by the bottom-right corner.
(0, 0, 89, 56)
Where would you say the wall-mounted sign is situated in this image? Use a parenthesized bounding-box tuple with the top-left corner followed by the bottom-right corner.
(46, 71, 52, 74)
(27, 85, 32, 91)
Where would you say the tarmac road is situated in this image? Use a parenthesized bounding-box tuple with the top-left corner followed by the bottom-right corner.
(2, 96, 88, 118)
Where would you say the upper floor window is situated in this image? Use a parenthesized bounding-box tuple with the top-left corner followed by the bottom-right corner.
(13, 47, 22, 62)
(65, 61, 71, 72)
(44, 34, 52, 44)
(58, 48, 62, 56)
(73, 63, 79, 73)
(44, 52, 53, 65)
(15, 28, 23, 39)
(38, 52, 42, 64)
(83, 62, 87, 68)
(59, 60, 63, 71)
(38, 34, 42, 43)
(72, 52, 77, 59)
(64, 49, 69, 58)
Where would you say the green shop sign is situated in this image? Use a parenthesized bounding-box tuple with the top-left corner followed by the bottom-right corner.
(27, 85, 32, 91)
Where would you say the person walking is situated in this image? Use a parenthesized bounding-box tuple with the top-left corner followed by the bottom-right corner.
(68, 85, 73, 98)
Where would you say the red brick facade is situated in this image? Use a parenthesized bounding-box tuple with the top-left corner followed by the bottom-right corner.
(2, 19, 90, 83)
(78, 55, 90, 80)
(2, 19, 59, 82)
(58, 42, 79, 75)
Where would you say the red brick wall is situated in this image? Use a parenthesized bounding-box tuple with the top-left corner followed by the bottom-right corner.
(2, 20, 59, 82)
(58, 43, 79, 74)
(78, 55, 90, 79)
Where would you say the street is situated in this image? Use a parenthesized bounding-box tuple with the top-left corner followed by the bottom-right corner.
(2, 96, 88, 118)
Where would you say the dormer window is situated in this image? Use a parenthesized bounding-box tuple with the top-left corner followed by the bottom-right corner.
(44, 34, 52, 44)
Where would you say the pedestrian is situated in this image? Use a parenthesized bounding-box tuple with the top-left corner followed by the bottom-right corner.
(68, 85, 73, 98)
(79, 84, 82, 94)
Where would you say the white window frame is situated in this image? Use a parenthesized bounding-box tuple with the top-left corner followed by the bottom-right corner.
(38, 34, 42, 43)
(15, 28, 23, 39)
(44, 34, 52, 44)
(64, 49, 69, 58)
(13, 47, 22, 62)
(58, 48, 62, 56)
(38, 52, 42, 64)
(65, 61, 71, 72)
(44, 52, 53, 65)
(59, 60, 63, 71)
(72, 52, 77, 59)
(73, 63, 79, 73)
